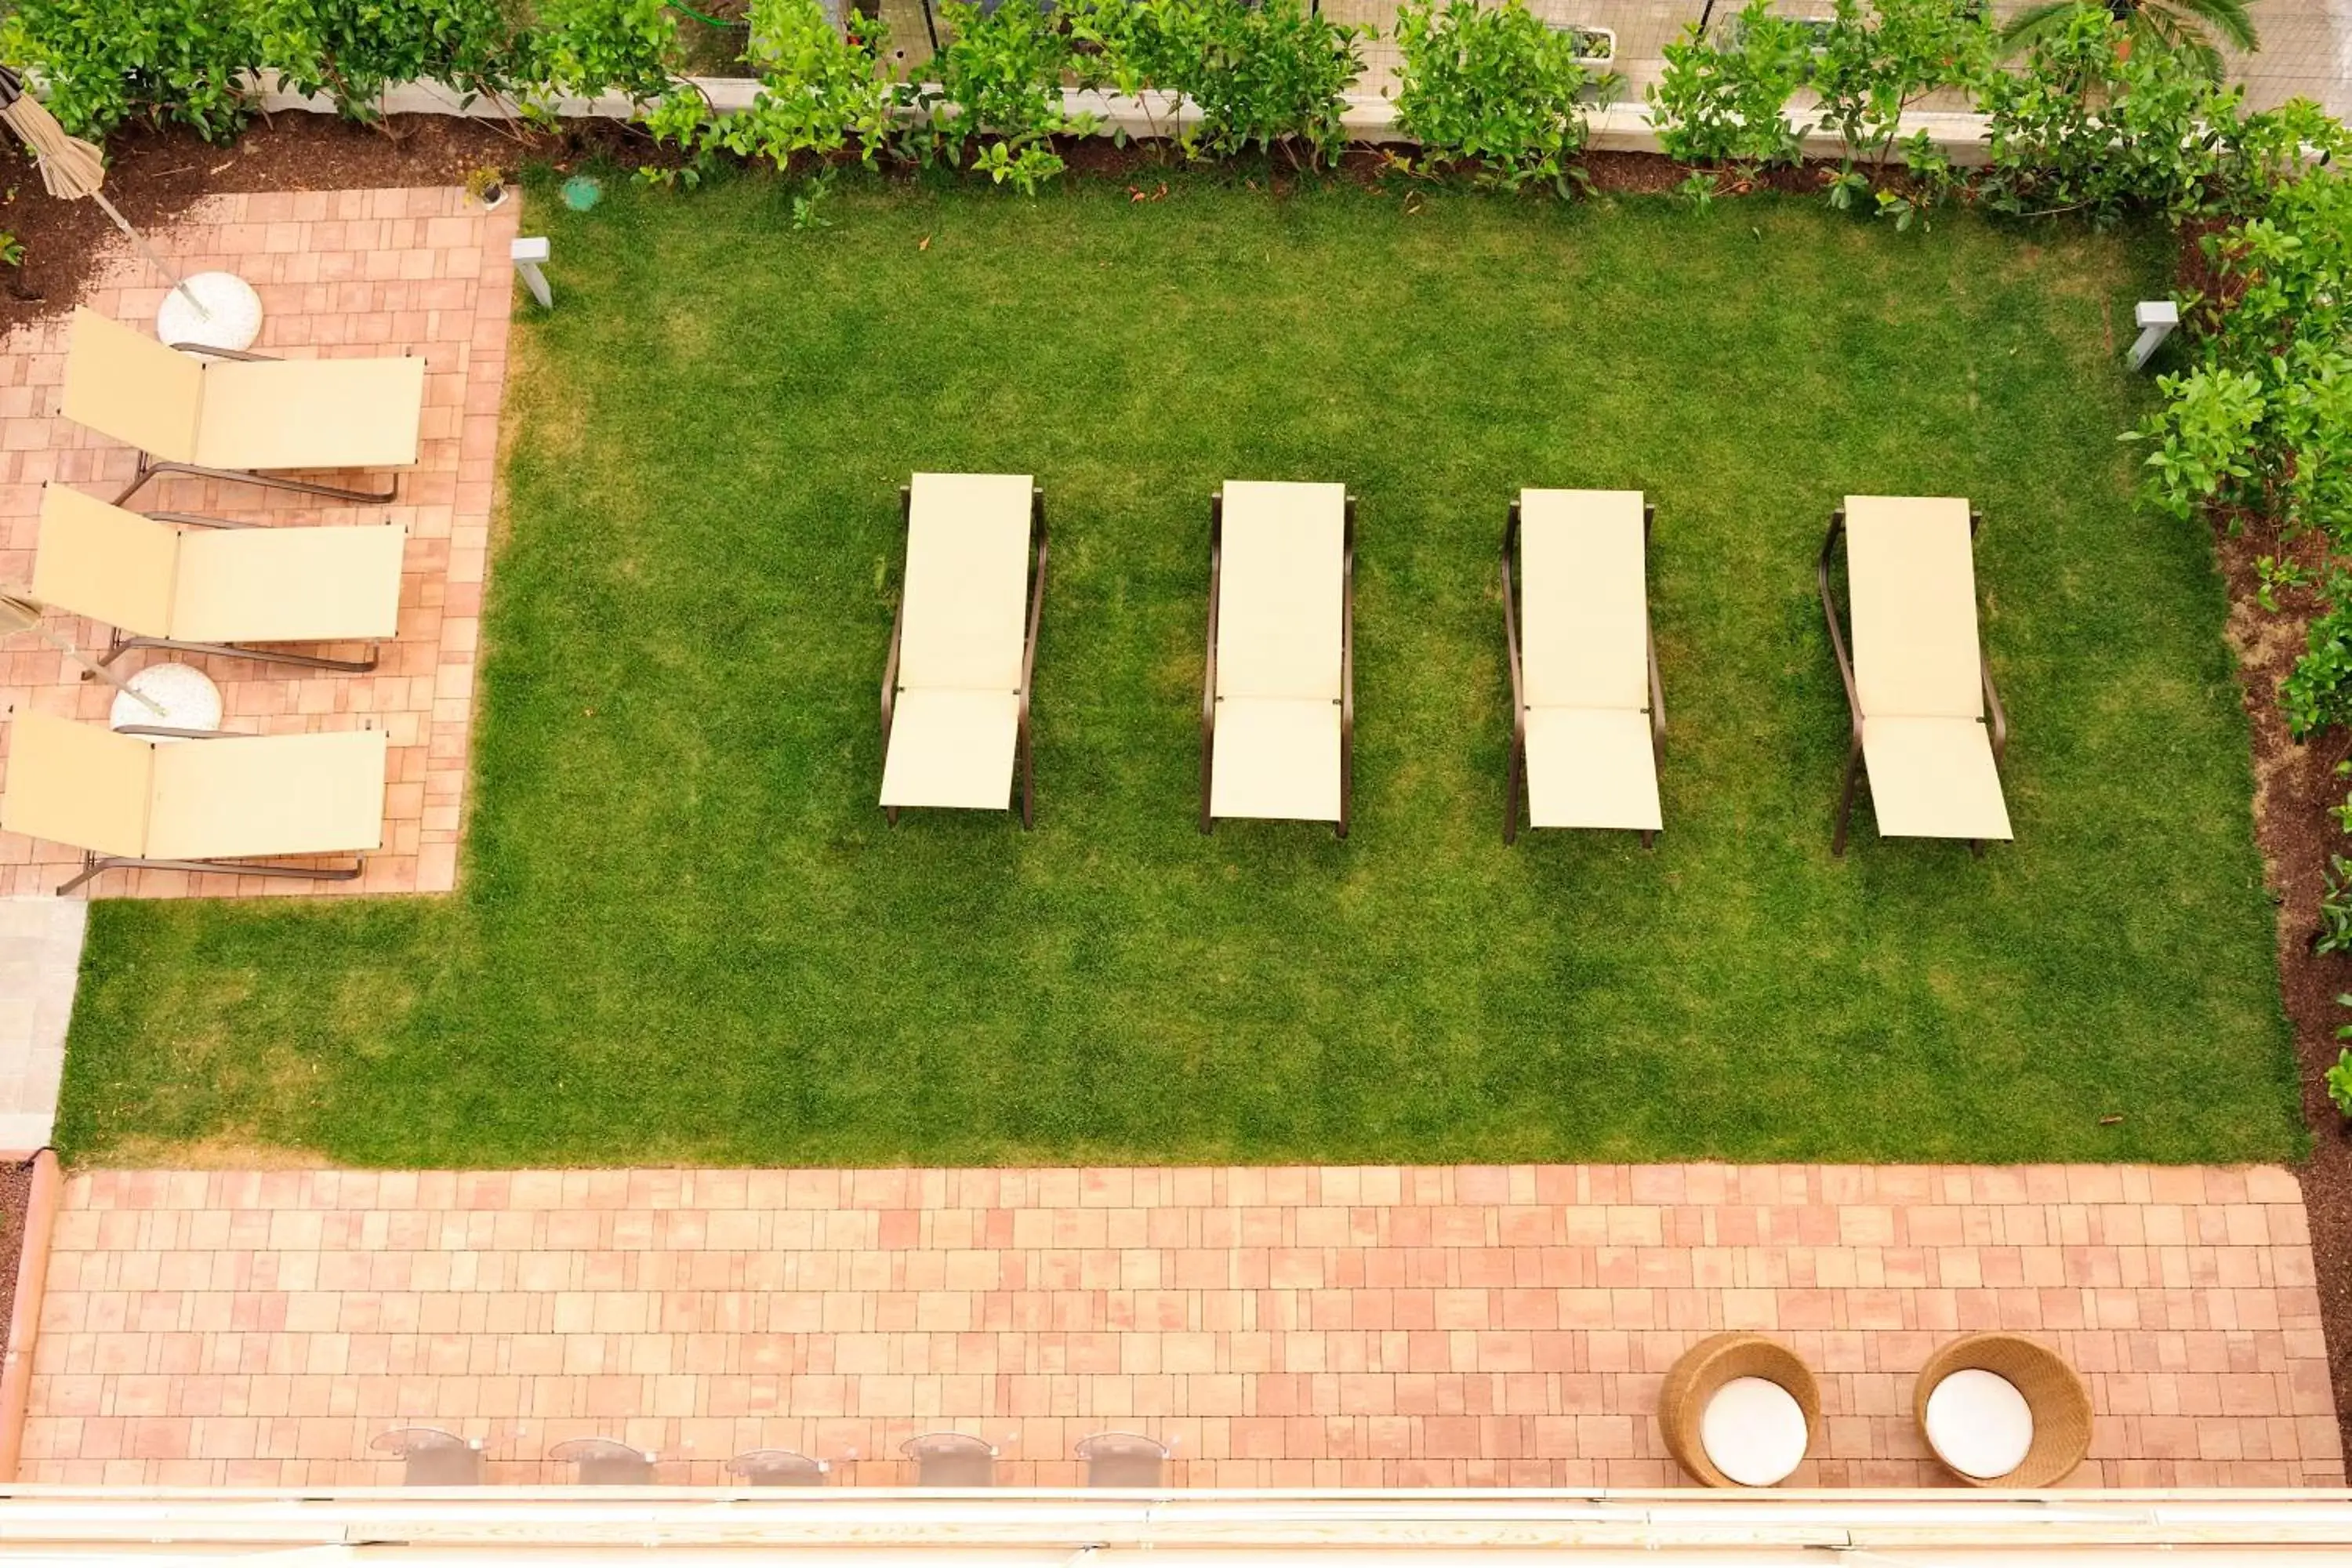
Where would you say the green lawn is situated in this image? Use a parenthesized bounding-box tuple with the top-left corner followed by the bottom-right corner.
(55, 169, 2300, 1169)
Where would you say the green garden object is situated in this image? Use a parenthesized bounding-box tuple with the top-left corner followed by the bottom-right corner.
(562, 176, 604, 212)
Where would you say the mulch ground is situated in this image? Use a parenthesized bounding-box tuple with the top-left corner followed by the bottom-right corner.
(8, 111, 2351, 1470)
(0, 1158, 34, 1362)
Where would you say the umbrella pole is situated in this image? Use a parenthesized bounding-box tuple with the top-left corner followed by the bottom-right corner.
(16, 620, 168, 718)
(87, 189, 212, 322)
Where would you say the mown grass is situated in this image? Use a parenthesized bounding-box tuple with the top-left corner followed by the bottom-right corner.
(55, 168, 2299, 1169)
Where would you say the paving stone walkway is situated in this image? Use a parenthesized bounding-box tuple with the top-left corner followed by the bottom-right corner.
(20, 1163, 2339, 1488)
(0, 187, 517, 899)
(0, 898, 81, 1149)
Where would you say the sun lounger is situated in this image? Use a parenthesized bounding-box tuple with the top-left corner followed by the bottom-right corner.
(60, 307, 427, 507)
(1819, 495, 2012, 855)
(1, 710, 388, 894)
(1501, 488, 1664, 845)
(879, 473, 1047, 827)
(1200, 480, 1353, 837)
(31, 485, 407, 673)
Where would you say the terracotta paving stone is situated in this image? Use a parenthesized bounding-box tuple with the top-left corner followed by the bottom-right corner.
(0, 187, 516, 899)
(19, 1163, 2339, 1489)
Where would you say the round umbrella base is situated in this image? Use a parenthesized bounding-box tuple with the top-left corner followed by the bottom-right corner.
(156, 271, 263, 353)
(110, 662, 223, 736)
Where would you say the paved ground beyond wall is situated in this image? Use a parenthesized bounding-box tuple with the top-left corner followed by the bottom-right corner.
(20, 1163, 2339, 1487)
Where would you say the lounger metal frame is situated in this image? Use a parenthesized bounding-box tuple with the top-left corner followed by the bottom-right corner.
(878, 483, 1049, 830)
(1817, 506, 2009, 859)
(110, 343, 407, 510)
(82, 511, 385, 675)
(1199, 488, 1356, 840)
(52, 725, 370, 895)
(1499, 497, 1664, 848)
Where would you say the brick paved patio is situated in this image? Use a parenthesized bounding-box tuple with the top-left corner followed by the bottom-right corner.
(0, 187, 516, 899)
(19, 1163, 2339, 1488)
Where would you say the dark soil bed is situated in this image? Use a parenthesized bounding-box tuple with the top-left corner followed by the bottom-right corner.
(2216, 524, 2352, 1472)
(0, 1158, 34, 1361)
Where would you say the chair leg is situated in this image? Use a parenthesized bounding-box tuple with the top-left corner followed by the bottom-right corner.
(1831, 742, 1864, 858)
(1640, 829, 1655, 851)
(886, 806, 898, 828)
(1503, 741, 1522, 847)
(1970, 839, 1985, 860)
(114, 460, 397, 509)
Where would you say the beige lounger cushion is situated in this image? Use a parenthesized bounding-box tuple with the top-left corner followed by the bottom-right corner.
(0, 712, 154, 858)
(895, 473, 1033, 691)
(145, 729, 387, 859)
(60, 308, 203, 464)
(1861, 717, 2011, 841)
(1515, 488, 1661, 833)
(0, 710, 387, 863)
(880, 473, 1034, 812)
(171, 524, 408, 644)
(881, 689, 1021, 811)
(33, 486, 408, 644)
(1215, 481, 1345, 702)
(1210, 698, 1343, 823)
(1208, 481, 1346, 824)
(32, 485, 181, 636)
(60, 306, 426, 473)
(1519, 488, 1647, 710)
(1842, 495, 2011, 843)
(1524, 707, 1661, 833)
(1846, 495, 1983, 720)
(192, 357, 426, 473)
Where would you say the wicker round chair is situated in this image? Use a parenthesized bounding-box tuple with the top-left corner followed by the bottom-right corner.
(1658, 1333, 1823, 1489)
(1913, 1333, 2092, 1488)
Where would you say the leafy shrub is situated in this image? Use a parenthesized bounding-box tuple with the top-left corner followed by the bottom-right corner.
(2331, 1047, 2352, 1118)
(2133, 364, 2267, 525)
(2319, 855, 2352, 955)
(1976, 3, 2238, 227)
(2285, 588, 2352, 742)
(0, 0, 260, 137)
(537, 0, 684, 103)
(1813, 0, 1991, 224)
(647, 0, 898, 182)
(917, 0, 1087, 191)
(1646, 0, 1813, 173)
(258, 0, 537, 120)
(1070, 0, 1187, 141)
(1153, 0, 1368, 165)
(2131, 162, 2352, 545)
(1390, 0, 1595, 192)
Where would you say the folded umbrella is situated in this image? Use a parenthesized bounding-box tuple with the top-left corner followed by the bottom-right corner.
(0, 67, 209, 318)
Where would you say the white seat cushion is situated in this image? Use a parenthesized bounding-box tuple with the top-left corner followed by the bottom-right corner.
(1523, 706, 1661, 833)
(1210, 697, 1342, 823)
(1924, 1369, 2034, 1480)
(898, 473, 1034, 692)
(880, 688, 1021, 811)
(1861, 715, 2012, 841)
(1845, 495, 1984, 720)
(1699, 1376, 1809, 1488)
(1518, 488, 1648, 710)
(1216, 481, 1346, 702)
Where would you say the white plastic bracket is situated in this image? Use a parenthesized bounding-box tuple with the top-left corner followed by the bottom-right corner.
(512, 236, 553, 310)
(2128, 299, 2180, 372)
